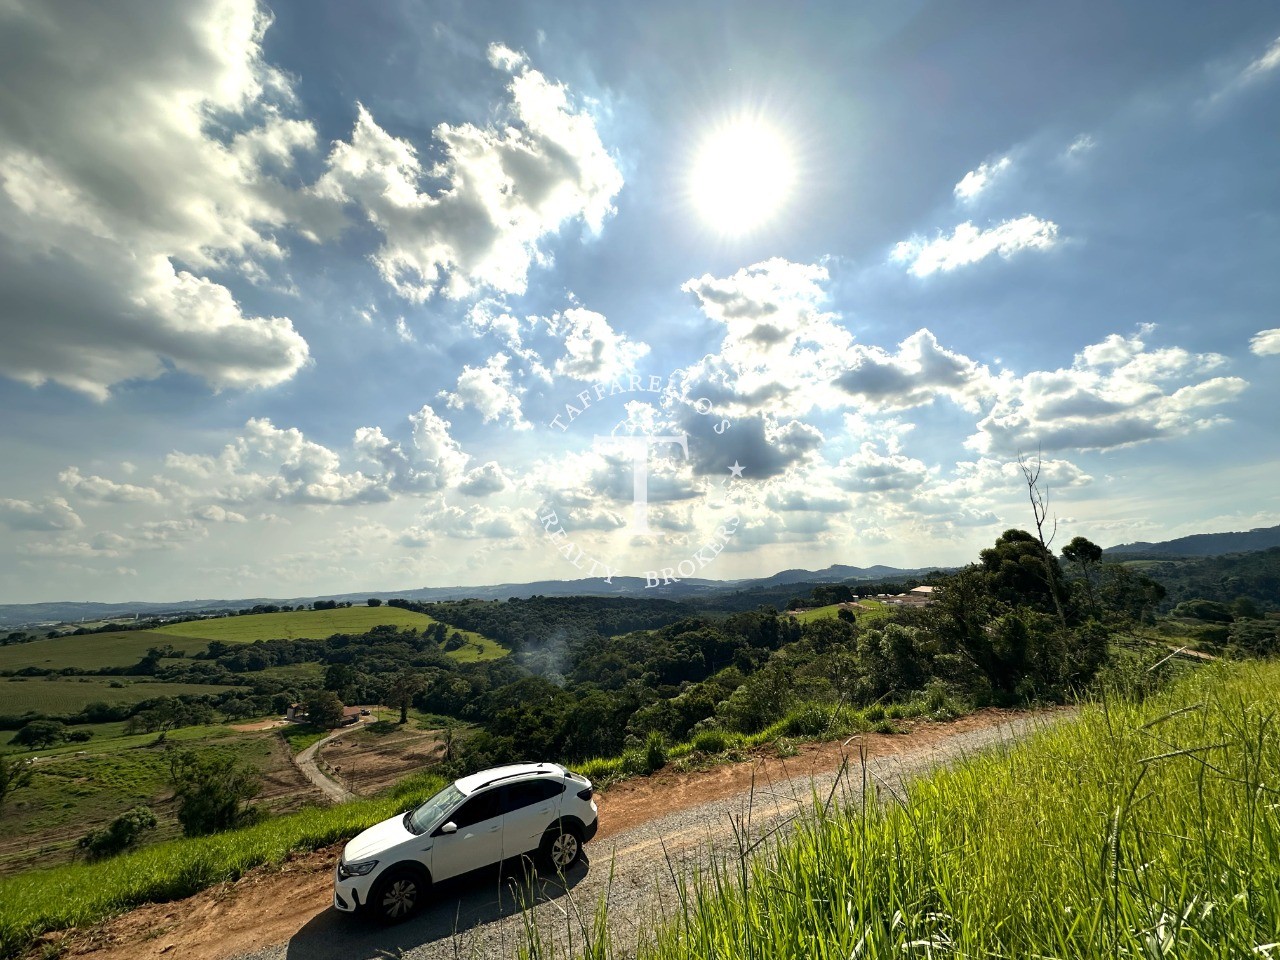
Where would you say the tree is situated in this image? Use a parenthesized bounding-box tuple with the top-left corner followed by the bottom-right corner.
(387, 669, 426, 724)
(1018, 454, 1069, 631)
(306, 690, 345, 728)
(167, 749, 260, 837)
(0, 754, 33, 818)
(1061, 536, 1104, 616)
(324, 663, 358, 699)
(13, 719, 67, 750)
(366, 597, 383, 607)
(77, 805, 157, 859)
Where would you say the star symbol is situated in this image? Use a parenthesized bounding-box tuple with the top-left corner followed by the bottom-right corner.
(727, 461, 745, 479)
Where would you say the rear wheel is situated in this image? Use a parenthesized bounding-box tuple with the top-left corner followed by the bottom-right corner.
(539, 821, 583, 872)
(369, 866, 428, 923)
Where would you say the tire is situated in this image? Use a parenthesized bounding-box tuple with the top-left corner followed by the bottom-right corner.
(539, 821, 583, 873)
(369, 866, 428, 923)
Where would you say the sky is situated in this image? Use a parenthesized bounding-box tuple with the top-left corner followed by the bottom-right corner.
(1, 0, 1279, 604)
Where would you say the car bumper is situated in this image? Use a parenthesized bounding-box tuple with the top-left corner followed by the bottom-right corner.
(583, 816, 598, 843)
(333, 864, 373, 913)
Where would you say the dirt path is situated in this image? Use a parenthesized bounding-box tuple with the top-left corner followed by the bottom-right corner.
(37, 706, 1071, 960)
(294, 719, 374, 804)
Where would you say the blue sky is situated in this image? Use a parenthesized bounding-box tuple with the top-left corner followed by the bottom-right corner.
(1, 0, 1278, 603)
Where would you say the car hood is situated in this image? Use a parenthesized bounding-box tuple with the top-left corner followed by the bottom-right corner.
(343, 813, 415, 864)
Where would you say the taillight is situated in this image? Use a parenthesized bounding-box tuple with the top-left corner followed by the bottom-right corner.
(577, 786, 594, 801)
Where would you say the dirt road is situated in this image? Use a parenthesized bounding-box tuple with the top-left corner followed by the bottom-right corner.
(41, 707, 1071, 960)
(293, 719, 373, 804)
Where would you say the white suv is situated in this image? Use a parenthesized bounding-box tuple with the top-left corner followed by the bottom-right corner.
(333, 762, 599, 922)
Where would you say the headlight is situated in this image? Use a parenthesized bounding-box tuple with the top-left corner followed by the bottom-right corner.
(338, 858, 378, 879)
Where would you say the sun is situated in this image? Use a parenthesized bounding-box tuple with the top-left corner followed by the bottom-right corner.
(690, 118, 795, 235)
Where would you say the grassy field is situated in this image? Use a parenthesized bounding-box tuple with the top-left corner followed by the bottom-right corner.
(548, 661, 1280, 960)
(155, 606, 440, 642)
(153, 606, 508, 661)
(0, 677, 242, 717)
(0, 631, 208, 672)
(790, 598, 890, 624)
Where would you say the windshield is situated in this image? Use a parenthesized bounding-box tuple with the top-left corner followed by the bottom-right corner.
(406, 783, 464, 835)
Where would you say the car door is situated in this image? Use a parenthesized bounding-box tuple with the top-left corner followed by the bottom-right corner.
(499, 779, 565, 858)
(428, 787, 503, 882)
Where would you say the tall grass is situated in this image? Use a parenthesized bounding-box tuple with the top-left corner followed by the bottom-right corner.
(0, 772, 446, 958)
(549, 661, 1280, 958)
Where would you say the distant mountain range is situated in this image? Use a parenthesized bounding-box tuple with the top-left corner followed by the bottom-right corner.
(0, 562, 941, 630)
(1106, 523, 1280, 558)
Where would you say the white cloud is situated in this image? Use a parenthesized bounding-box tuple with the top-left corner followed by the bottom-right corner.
(0, 0, 312, 398)
(0, 497, 83, 532)
(680, 258, 855, 417)
(314, 43, 622, 301)
(954, 156, 1012, 202)
(835, 329, 998, 414)
(1066, 134, 1096, 159)
(458, 461, 510, 497)
(440, 353, 531, 430)
(891, 215, 1059, 278)
(58, 467, 164, 504)
(970, 330, 1247, 454)
(408, 406, 471, 486)
(548, 307, 650, 381)
(1239, 35, 1280, 85)
(1249, 328, 1280, 356)
(834, 443, 930, 493)
(397, 497, 524, 545)
(194, 505, 248, 523)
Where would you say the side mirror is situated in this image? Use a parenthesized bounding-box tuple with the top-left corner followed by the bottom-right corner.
(440, 821, 458, 834)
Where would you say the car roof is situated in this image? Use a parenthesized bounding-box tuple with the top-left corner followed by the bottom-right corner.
(454, 762, 564, 796)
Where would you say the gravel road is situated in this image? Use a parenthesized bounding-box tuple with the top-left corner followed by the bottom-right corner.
(235, 711, 1066, 960)
(294, 719, 372, 804)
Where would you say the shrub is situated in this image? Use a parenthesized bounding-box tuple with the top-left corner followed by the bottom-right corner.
(782, 704, 831, 737)
(167, 749, 261, 837)
(644, 731, 667, 773)
(77, 807, 157, 860)
(691, 728, 733, 754)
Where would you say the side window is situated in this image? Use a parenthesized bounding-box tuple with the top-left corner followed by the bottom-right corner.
(500, 779, 565, 814)
(449, 789, 500, 829)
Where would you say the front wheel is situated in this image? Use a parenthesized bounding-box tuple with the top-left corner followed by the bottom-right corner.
(539, 822, 583, 872)
(369, 866, 427, 923)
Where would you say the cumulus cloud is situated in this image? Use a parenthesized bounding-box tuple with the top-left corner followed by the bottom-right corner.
(440, 353, 531, 430)
(1249, 328, 1280, 356)
(0, 497, 83, 532)
(193, 505, 248, 523)
(680, 258, 855, 417)
(835, 329, 998, 413)
(458, 461, 510, 497)
(397, 497, 523, 546)
(154, 407, 471, 510)
(891, 215, 1059, 278)
(0, 0, 312, 398)
(548, 307, 650, 381)
(834, 443, 931, 493)
(954, 156, 1012, 202)
(970, 330, 1247, 454)
(314, 43, 622, 301)
(58, 467, 164, 504)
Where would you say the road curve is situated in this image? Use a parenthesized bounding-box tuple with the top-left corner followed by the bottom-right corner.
(293, 719, 372, 804)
